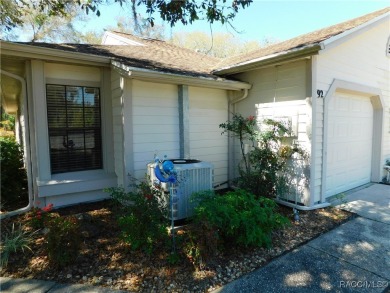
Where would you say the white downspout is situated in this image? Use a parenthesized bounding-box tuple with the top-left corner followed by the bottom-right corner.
(227, 89, 250, 187)
(231, 89, 249, 106)
(0, 70, 34, 219)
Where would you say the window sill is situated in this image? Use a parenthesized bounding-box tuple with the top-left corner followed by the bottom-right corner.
(37, 170, 117, 197)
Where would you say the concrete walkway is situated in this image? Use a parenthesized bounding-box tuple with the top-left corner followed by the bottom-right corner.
(214, 183, 390, 293)
(1, 184, 389, 293)
(333, 183, 390, 224)
(0, 277, 128, 293)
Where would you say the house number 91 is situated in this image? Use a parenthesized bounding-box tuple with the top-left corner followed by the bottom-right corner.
(317, 90, 324, 98)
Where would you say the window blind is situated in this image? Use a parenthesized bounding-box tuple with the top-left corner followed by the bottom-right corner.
(46, 84, 102, 174)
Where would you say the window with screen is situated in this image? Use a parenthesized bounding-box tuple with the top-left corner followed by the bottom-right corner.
(46, 84, 102, 174)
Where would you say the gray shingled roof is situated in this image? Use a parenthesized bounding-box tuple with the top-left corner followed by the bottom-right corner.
(13, 7, 389, 78)
(18, 35, 221, 78)
(213, 7, 390, 73)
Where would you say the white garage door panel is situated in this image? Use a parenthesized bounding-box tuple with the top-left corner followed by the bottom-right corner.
(326, 93, 373, 197)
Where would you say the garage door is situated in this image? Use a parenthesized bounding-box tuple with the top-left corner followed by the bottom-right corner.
(326, 92, 373, 197)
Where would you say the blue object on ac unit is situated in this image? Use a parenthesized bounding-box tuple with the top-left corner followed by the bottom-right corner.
(162, 160, 174, 174)
(154, 161, 176, 183)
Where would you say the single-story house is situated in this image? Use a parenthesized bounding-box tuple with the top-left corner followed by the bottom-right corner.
(1, 7, 389, 212)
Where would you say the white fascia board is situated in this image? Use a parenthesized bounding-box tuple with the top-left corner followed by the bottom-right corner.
(321, 12, 390, 51)
(214, 44, 321, 75)
(0, 41, 110, 66)
(111, 61, 252, 91)
(102, 31, 145, 46)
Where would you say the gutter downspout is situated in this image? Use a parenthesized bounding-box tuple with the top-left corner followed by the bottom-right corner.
(231, 89, 249, 106)
(0, 70, 34, 219)
(227, 89, 250, 187)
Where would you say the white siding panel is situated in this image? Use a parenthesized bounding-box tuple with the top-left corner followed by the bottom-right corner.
(134, 133, 178, 143)
(133, 141, 181, 153)
(133, 124, 179, 135)
(133, 106, 178, 117)
(133, 115, 179, 126)
(189, 86, 229, 187)
(232, 60, 308, 116)
(133, 151, 180, 165)
(190, 139, 226, 149)
(132, 96, 177, 107)
(131, 80, 180, 180)
(230, 60, 310, 182)
(256, 100, 311, 150)
(191, 146, 227, 157)
(317, 20, 390, 191)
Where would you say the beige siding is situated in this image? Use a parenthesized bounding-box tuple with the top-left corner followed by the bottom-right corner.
(316, 19, 390, 195)
(131, 80, 180, 179)
(233, 60, 309, 116)
(45, 63, 100, 82)
(230, 60, 310, 182)
(189, 86, 229, 187)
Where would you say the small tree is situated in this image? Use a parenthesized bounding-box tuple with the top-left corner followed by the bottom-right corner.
(219, 113, 257, 174)
(220, 114, 308, 198)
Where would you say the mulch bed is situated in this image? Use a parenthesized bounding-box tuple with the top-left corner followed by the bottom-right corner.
(0, 200, 355, 292)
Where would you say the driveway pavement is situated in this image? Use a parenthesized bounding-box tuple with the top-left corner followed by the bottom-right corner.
(214, 183, 390, 293)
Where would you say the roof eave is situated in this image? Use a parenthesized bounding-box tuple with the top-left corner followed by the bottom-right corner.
(111, 61, 252, 91)
(0, 41, 111, 66)
(213, 44, 322, 75)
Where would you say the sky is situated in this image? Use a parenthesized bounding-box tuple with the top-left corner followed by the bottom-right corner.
(80, 0, 389, 43)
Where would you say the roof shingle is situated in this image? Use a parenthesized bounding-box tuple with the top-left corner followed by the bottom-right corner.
(213, 7, 390, 72)
(18, 33, 221, 78)
(10, 7, 390, 78)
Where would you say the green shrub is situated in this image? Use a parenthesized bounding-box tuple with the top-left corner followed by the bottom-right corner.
(1, 112, 15, 131)
(0, 137, 28, 210)
(0, 223, 35, 268)
(192, 189, 289, 249)
(105, 179, 169, 254)
(240, 145, 281, 198)
(45, 216, 80, 268)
